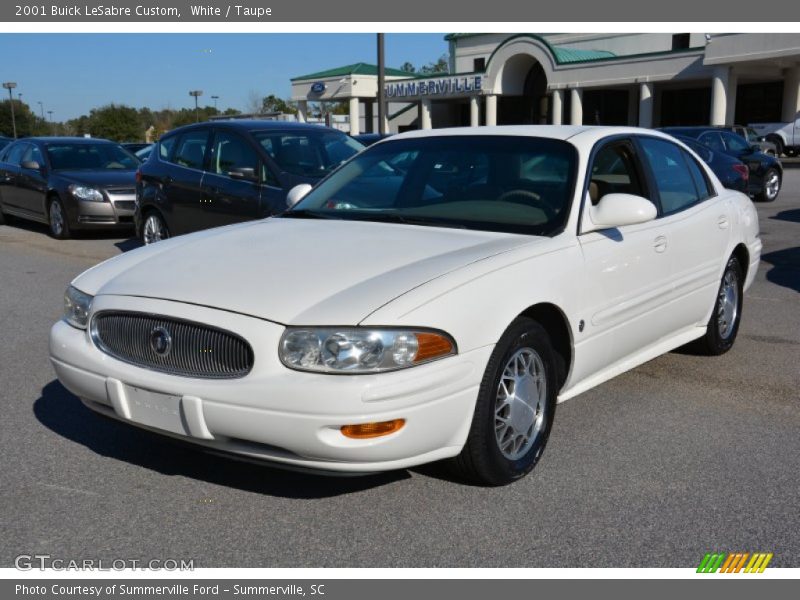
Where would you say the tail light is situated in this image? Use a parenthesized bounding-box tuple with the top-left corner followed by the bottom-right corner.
(732, 164, 749, 181)
(135, 170, 142, 183)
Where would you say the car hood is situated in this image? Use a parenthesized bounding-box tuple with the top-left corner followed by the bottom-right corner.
(54, 170, 137, 188)
(74, 218, 541, 325)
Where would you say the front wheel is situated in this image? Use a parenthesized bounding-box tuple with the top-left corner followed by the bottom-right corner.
(694, 256, 744, 356)
(755, 168, 780, 202)
(48, 197, 70, 239)
(449, 317, 558, 486)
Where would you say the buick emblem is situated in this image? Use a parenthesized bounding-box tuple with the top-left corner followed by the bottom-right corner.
(149, 326, 172, 356)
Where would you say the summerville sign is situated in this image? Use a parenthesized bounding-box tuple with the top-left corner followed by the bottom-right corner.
(385, 75, 484, 98)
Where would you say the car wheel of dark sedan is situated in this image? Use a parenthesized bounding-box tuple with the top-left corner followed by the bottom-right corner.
(142, 211, 169, 245)
(755, 168, 781, 202)
(450, 317, 557, 486)
(48, 197, 71, 239)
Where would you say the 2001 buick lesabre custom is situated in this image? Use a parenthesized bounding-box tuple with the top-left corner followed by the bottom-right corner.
(50, 126, 761, 485)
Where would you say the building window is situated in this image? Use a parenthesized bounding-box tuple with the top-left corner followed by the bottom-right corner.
(672, 34, 691, 50)
(473, 57, 486, 72)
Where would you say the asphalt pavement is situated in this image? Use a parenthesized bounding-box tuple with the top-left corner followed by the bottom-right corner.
(1, 175, 798, 568)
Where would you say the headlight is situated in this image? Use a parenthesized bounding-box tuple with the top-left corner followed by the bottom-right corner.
(68, 184, 104, 202)
(63, 286, 93, 329)
(279, 328, 456, 373)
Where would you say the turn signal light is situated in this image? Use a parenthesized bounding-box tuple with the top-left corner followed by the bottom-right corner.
(341, 419, 406, 439)
(414, 332, 454, 363)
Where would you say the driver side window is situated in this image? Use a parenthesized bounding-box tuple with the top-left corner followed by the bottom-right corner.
(589, 142, 648, 206)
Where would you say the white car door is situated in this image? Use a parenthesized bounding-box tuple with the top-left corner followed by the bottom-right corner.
(636, 135, 732, 329)
(573, 138, 684, 384)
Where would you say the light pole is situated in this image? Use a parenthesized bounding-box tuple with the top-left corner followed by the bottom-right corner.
(377, 34, 386, 135)
(47, 110, 53, 133)
(189, 90, 203, 122)
(37, 101, 44, 119)
(211, 95, 219, 110)
(3, 82, 18, 139)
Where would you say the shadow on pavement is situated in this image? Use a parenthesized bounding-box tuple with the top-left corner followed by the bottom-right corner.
(761, 246, 800, 293)
(771, 208, 800, 224)
(34, 380, 409, 498)
(115, 237, 142, 252)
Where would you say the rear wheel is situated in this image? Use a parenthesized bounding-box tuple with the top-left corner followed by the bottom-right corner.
(755, 168, 780, 202)
(48, 197, 70, 239)
(449, 317, 558, 486)
(766, 135, 784, 157)
(694, 256, 743, 356)
(141, 211, 169, 244)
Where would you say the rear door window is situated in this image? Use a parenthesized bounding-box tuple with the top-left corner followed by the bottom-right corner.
(172, 130, 210, 170)
(639, 137, 704, 215)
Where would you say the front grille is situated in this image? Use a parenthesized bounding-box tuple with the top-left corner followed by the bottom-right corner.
(113, 200, 135, 211)
(106, 187, 136, 195)
(91, 311, 254, 379)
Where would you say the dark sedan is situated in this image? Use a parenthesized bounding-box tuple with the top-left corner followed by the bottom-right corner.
(135, 120, 363, 244)
(0, 136, 12, 152)
(660, 126, 782, 202)
(671, 134, 749, 193)
(351, 133, 393, 147)
(0, 137, 139, 238)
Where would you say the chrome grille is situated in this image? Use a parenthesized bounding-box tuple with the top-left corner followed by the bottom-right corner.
(91, 311, 254, 379)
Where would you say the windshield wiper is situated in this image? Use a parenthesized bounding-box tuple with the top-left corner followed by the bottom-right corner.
(345, 212, 468, 229)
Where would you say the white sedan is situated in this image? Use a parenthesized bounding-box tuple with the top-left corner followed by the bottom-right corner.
(50, 126, 761, 485)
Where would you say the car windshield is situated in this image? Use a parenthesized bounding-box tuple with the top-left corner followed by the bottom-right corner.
(253, 130, 363, 178)
(46, 143, 139, 171)
(285, 135, 578, 236)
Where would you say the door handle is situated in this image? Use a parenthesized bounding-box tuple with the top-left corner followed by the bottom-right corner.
(717, 215, 729, 229)
(653, 235, 668, 253)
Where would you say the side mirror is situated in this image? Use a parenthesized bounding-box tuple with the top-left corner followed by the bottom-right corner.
(228, 167, 258, 182)
(286, 183, 312, 208)
(582, 193, 657, 234)
(21, 160, 41, 171)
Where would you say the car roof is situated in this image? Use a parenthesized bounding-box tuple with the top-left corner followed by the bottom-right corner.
(23, 137, 117, 144)
(389, 125, 682, 146)
(163, 120, 343, 137)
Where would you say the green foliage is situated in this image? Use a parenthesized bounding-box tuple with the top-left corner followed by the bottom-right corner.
(261, 95, 296, 115)
(0, 100, 49, 137)
(402, 54, 450, 76)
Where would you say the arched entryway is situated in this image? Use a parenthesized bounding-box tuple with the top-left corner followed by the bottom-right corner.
(496, 55, 549, 125)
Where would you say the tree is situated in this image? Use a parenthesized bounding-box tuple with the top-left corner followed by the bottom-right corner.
(70, 104, 142, 141)
(419, 54, 450, 75)
(261, 94, 296, 115)
(0, 100, 44, 137)
(400, 62, 416, 73)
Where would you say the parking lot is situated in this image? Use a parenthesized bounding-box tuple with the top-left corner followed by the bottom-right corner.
(1, 171, 798, 569)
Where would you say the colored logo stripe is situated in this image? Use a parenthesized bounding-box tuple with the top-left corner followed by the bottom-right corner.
(697, 552, 773, 573)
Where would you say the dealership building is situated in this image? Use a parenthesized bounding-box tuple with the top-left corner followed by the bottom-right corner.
(290, 33, 800, 134)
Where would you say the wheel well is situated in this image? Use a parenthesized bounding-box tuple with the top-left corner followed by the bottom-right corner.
(732, 243, 749, 280)
(45, 191, 60, 216)
(519, 303, 572, 387)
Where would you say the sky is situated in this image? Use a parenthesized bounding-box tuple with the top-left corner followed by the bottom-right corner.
(0, 33, 447, 121)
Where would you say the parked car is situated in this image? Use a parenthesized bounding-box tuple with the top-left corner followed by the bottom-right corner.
(121, 142, 151, 154)
(351, 133, 392, 147)
(719, 125, 777, 156)
(0, 136, 13, 152)
(660, 126, 782, 201)
(135, 120, 363, 244)
(50, 126, 761, 485)
(0, 137, 138, 238)
(749, 117, 800, 157)
(670, 134, 749, 192)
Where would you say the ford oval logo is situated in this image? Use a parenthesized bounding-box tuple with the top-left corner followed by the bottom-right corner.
(149, 326, 172, 356)
(310, 82, 326, 94)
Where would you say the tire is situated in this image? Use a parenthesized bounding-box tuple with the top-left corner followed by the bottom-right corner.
(141, 210, 169, 245)
(785, 148, 797, 158)
(755, 168, 780, 202)
(48, 197, 70, 239)
(449, 317, 558, 486)
(694, 256, 744, 356)
(766, 135, 784, 157)
(0, 205, 5, 225)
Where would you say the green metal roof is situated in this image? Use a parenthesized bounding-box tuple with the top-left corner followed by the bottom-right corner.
(291, 62, 419, 82)
(551, 47, 616, 63)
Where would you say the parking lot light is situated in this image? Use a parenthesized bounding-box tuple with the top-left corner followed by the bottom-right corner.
(3, 82, 18, 138)
(189, 90, 203, 122)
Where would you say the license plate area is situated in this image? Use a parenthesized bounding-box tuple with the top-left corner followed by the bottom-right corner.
(124, 385, 188, 436)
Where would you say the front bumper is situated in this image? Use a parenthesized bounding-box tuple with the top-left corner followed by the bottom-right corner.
(49, 295, 490, 473)
(72, 191, 135, 229)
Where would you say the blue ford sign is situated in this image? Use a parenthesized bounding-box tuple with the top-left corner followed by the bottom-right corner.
(310, 82, 326, 94)
(386, 75, 483, 98)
